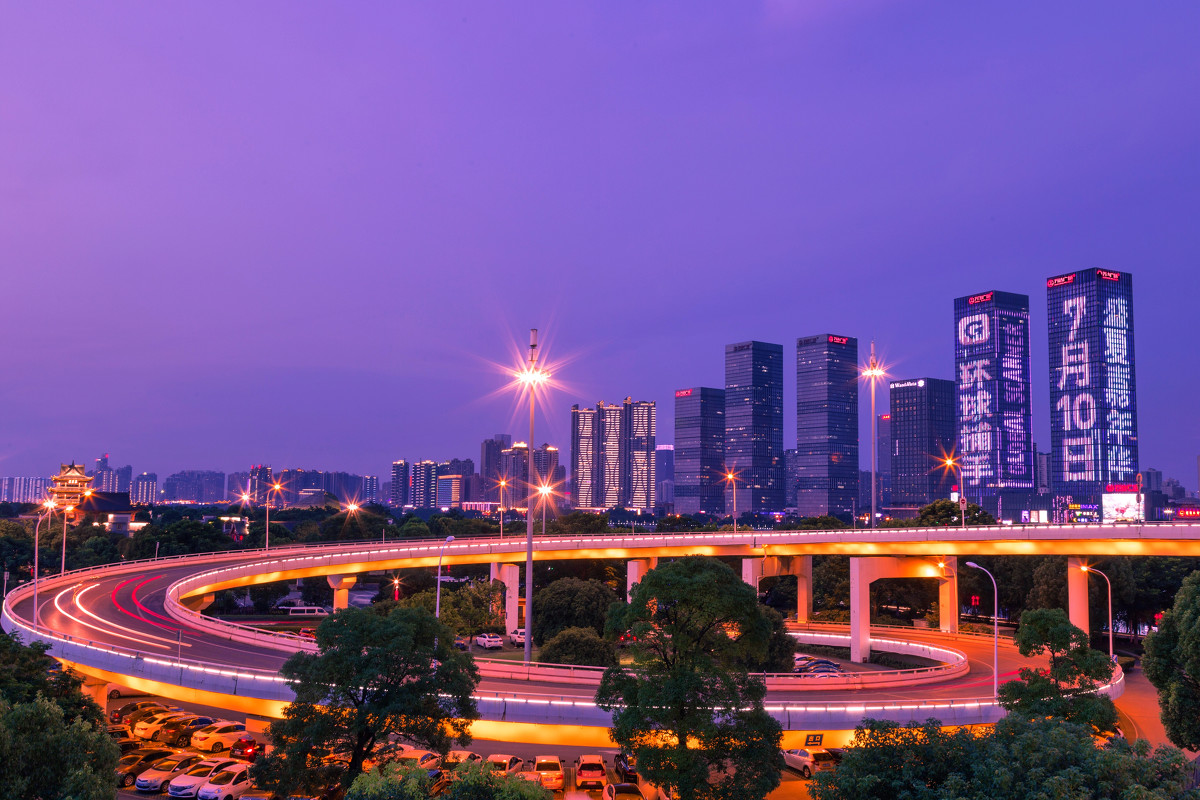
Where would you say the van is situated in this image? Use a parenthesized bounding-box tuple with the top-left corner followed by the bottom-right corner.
(286, 607, 330, 617)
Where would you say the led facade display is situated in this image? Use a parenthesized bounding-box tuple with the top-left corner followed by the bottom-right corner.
(1047, 270, 1138, 501)
(953, 290, 1034, 498)
(1102, 492, 1143, 523)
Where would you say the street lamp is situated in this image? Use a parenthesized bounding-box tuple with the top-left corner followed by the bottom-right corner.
(435, 536, 456, 619)
(1081, 565, 1114, 662)
(724, 467, 738, 534)
(32, 499, 56, 631)
(943, 456, 966, 529)
(514, 328, 550, 664)
(60, 505, 75, 573)
(537, 483, 553, 538)
(498, 478, 508, 540)
(965, 561, 999, 700)
(861, 341, 886, 529)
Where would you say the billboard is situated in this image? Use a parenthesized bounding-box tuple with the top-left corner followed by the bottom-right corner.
(1102, 492, 1143, 523)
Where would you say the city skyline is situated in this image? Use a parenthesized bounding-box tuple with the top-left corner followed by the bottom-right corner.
(2, 5, 1198, 486)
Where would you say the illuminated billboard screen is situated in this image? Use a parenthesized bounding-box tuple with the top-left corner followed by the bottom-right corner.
(953, 290, 1034, 497)
(1102, 492, 1143, 523)
(1047, 270, 1138, 499)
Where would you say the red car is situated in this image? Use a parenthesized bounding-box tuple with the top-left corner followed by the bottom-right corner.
(229, 737, 266, 762)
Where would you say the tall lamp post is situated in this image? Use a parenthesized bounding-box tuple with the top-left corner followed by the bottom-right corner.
(435, 536, 456, 619)
(516, 328, 549, 664)
(965, 561, 999, 700)
(861, 341, 886, 529)
(725, 468, 738, 534)
(944, 457, 966, 528)
(60, 505, 75, 573)
(32, 500, 56, 631)
(498, 478, 507, 540)
(1081, 565, 1114, 662)
(537, 483, 552, 537)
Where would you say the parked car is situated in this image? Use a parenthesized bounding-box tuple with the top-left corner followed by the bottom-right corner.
(508, 628, 526, 646)
(106, 683, 148, 700)
(475, 633, 503, 650)
(533, 755, 564, 791)
(124, 704, 176, 729)
(109, 722, 134, 739)
(298, 628, 317, 640)
(112, 700, 162, 724)
(604, 784, 647, 800)
(781, 747, 837, 778)
(134, 710, 190, 740)
(135, 752, 205, 792)
(229, 736, 266, 762)
(443, 750, 482, 768)
(167, 758, 241, 798)
(115, 748, 178, 788)
(115, 737, 145, 755)
(453, 635, 470, 651)
(615, 751, 638, 783)
(390, 749, 442, 770)
(197, 764, 254, 800)
(484, 754, 523, 775)
(575, 754, 608, 789)
(617, 631, 638, 648)
(191, 722, 247, 753)
(161, 715, 218, 746)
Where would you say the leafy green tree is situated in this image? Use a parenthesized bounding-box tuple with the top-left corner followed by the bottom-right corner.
(998, 607, 1118, 733)
(531, 578, 617, 645)
(301, 577, 334, 607)
(597, 556, 784, 800)
(318, 509, 389, 542)
(546, 511, 610, 535)
(346, 763, 436, 800)
(401, 580, 505, 635)
(0, 632, 105, 725)
(439, 761, 551, 799)
(247, 582, 290, 614)
(1143, 570, 1200, 749)
(812, 555, 850, 611)
(0, 694, 120, 800)
(880, 499, 994, 528)
(810, 716, 1197, 800)
(251, 605, 479, 795)
(539, 627, 617, 667)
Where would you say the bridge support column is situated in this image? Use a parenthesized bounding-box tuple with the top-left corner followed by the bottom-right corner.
(627, 558, 658, 601)
(326, 575, 357, 611)
(938, 557, 959, 634)
(180, 593, 215, 612)
(850, 557, 871, 663)
(80, 677, 109, 708)
(1067, 556, 1089, 635)
(497, 564, 520, 631)
(742, 558, 764, 592)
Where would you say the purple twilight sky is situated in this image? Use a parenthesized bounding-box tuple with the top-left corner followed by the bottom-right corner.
(2, 3, 1198, 488)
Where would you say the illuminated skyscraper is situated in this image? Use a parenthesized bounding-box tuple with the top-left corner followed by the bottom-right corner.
(131, 472, 158, 505)
(390, 460, 410, 507)
(888, 378, 955, 507)
(571, 399, 656, 511)
(674, 387, 725, 516)
(795, 335, 858, 520)
(571, 406, 598, 508)
(725, 341, 784, 514)
(480, 434, 512, 502)
(953, 290, 1034, 509)
(1047, 270, 1138, 517)
(624, 399, 657, 511)
(410, 460, 438, 508)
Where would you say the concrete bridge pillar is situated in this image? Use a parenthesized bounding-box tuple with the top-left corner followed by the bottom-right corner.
(938, 557, 959, 634)
(80, 676, 110, 708)
(326, 575, 357, 611)
(744, 556, 813, 622)
(742, 558, 764, 590)
(795, 555, 813, 623)
(496, 564, 520, 631)
(179, 593, 215, 612)
(627, 558, 658, 601)
(1067, 556, 1089, 635)
(850, 557, 872, 663)
(850, 556, 953, 663)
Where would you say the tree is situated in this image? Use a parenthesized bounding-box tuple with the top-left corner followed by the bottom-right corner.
(401, 579, 505, 636)
(1143, 570, 1200, 749)
(539, 627, 617, 667)
(346, 763, 436, 800)
(0, 632, 105, 726)
(998, 607, 1118, 733)
(880, 499, 995, 528)
(596, 556, 784, 800)
(0, 694, 120, 800)
(251, 606, 479, 795)
(531, 578, 617, 645)
(809, 716, 1197, 800)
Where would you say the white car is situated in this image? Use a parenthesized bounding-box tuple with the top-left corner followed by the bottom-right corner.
(190, 722, 246, 752)
(135, 753, 206, 792)
(575, 754, 608, 789)
(134, 711, 190, 740)
(166, 759, 240, 798)
(485, 754, 523, 775)
(509, 628, 526, 645)
(533, 755, 564, 791)
(390, 749, 442, 770)
(475, 633, 503, 649)
(443, 750, 483, 768)
(196, 764, 253, 800)
(781, 747, 837, 778)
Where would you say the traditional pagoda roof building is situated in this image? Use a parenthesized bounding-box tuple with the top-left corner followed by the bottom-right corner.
(49, 461, 93, 513)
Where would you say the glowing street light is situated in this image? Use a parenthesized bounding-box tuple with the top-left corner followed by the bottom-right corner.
(435, 536, 456, 619)
(515, 328, 550, 665)
(537, 483, 553, 539)
(60, 505, 75, 573)
(392, 576, 400, 602)
(861, 341, 887, 529)
(1081, 565, 1114, 662)
(497, 477, 508, 540)
(965, 561, 999, 700)
(724, 467, 739, 534)
(32, 499, 56, 631)
(942, 455, 966, 529)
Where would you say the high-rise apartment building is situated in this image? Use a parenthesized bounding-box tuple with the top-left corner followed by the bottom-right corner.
(248, 465, 275, 503)
(131, 472, 158, 505)
(410, 460, 438, 508)
(624, 399, 656, 511)
(784, 448, 799, 509)
(888, 378, 955, 507)
(1047, 270, 1138, 509)
(162, 471, 226, 503)
(571, 398, 657, 511)
(390, 461, 410, 507)
(571, 405, 599, 508)
(532, 444, 559, 489)
(954, 290, 1035, 508)
(0, 477, 50, 503)
(436, 474, 463, 508)
(277, 469, 324, 505)
(362, 475, 379, 504)
(725, 341, 784, 514)
(795, 335, 858, 519)
(500, 443, 530, 506)
(480, 434, 512, 502)
(598, 402, 624, 508)
(227, 472, 250, 501)
(674, 387, 726, 516)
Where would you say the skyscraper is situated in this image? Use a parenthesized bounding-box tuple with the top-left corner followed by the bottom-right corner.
(362, 475, 379, 504)
(655, 444, 675, 514)
(725, 341, 784, 514)
(1047, 270, 1138, 510)
(248, 465, 275, 503)
(390, 460, 410, 507)
(571, 405, 599, 508)
(500, 443, 530, 506)
(954, 290, 1035, 508)
(674, 387, 726, 516)
(480, 434, 512, 502)
(131, 472, 158, 505)
(598, 402, 624, 508)
(795, 335, 858, 520)
(888, 378, 955, 507)
(624, 398, 657, 511)
(410, 460, 438, 508)
(162, 471, 226, 503)
(877, 414, 892, 508)
(571, 399, 657, 511)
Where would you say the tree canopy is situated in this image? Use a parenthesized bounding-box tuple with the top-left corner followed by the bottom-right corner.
(596, 555, 786, 800)
(531, 577, 617, 645)
(539, 627, 616, 667)
(1143, 570, 1200, 749)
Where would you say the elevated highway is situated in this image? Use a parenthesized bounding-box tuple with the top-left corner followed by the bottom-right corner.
(3, 522, 1166, 745)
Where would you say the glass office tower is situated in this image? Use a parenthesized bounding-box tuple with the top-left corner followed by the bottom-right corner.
(953, 290, 1035, 511)
(889, 378, 955, 507)
(725, 342, 784, 514)
(1047, 270, 1138, 518)
(674, 387, 726, 515)
(795, 334, 859, 520)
